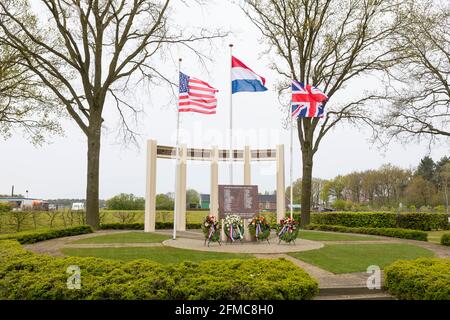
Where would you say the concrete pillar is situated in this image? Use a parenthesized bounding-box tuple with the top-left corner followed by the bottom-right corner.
(144, 140, 157, 232)
(244, 146, 251, 185)
(210, 146, 219, 219)
(243, 146, 253, 241)
(175, 144, 187, 231)
(276, 144, 286, 223)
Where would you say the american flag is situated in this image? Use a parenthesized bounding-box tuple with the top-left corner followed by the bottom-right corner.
(291, 80, 328, 118)
(179, 72, 218, 114)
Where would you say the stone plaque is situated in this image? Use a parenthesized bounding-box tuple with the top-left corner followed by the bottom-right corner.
(218, 185, 259, 219)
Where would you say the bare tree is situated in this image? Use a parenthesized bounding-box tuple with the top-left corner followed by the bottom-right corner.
(378, 1, 450, 141)
(45, 210, 60, 228)
(242, 0, 408, 226)
(0, 0, 224, 228)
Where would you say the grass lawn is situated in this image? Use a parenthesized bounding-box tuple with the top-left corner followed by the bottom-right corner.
(289, 243, 434, 274)
(71, 232, 170, 244)
(427, 230, 449, 244)
(298, 230, 380, 241)
(62, 247, 253, 264)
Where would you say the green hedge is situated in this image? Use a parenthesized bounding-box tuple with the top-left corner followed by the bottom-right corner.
(99, 222, 202, 230)
(384, 258, 450, 300)
(305, 224, 428, 241)
(441, 233, 450, 246)
(0, 226, 93, 244)
(311, 212, 449, 231)
(0, 240, 318, 300)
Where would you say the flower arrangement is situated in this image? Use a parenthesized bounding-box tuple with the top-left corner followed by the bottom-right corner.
(201, 215, 221, 245)
(223, 214, 244, 242)
(276, 217, 299, 243)
(248, 215, 271, 242)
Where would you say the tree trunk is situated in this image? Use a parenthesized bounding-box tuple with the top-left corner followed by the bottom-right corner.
(86, 128, 101, 229)
(301, 149, 314, 227)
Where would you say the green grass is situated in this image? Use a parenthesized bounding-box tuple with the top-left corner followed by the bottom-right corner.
(289, 243, 434, 274)
(62, 247, 253, 264)
(298, 230, 380, 241)
(427, 230, 449, 244)
(71, 232, 170, 244)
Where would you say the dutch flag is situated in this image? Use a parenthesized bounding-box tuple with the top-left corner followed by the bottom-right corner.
(231, 56, 268, 94)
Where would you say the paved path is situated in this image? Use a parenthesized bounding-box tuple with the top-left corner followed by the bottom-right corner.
(23, 230, 131, 256)
(162, 238, 323, 254)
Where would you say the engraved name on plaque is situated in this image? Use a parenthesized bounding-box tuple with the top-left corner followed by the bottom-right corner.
(218, 185, 259, 219)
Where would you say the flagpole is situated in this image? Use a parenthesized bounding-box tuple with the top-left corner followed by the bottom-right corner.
(173, 58, 182, 240)
(290, 74, 294, 220)
(229, 44, 234, 185)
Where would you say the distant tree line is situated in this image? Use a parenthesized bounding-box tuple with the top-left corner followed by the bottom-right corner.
(287, 156, 450, 212)
(105, 189, 201, 211)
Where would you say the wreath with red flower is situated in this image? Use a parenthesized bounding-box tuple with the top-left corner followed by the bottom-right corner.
(201, 215, 221, 244)
(276, 217, 299, 243)
(248, 215, 271, 241)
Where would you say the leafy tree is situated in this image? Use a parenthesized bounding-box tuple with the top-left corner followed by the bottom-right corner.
(439, 163, 450, 214)
(405, 176, 435, 208)
(106, 194, 144, 211)
(0, 0, 225, 228)
(285, 178, 302, 205)
(156, 193, 174, 211)
(186, 189, 200, 209)
(416, 156, 436, 182)
(242, 0, 408, 226)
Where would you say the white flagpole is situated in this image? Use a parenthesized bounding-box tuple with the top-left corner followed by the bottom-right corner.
(173, 58, 182, 240)
(290, 76, 294, 220)
(229, 44, 234, 185)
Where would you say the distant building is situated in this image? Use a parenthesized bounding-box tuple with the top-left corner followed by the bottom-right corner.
(71, 202, 85, 211)
(199, 194, 210, 209)
(0, 197, 48, 211)
(258, 194, 280, 211)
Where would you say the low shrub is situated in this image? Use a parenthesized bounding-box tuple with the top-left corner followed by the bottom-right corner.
(99, 222, 202, 230)
(441, 233, 450, 246)
(305, 224, 428, 241)
(0, 203, 12, 213)
(311, 212, 449, 231)
(384, 258, 450, 300)
(0, 240, 318, 300)
(0, 226, 93, 244)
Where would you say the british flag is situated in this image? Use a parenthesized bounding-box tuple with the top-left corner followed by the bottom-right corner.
(291, 80, 328, 118)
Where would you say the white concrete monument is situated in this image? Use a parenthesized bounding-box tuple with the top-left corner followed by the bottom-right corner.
(144, 140, 285, 233)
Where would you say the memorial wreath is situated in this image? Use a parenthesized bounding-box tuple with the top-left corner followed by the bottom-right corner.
(276, 217, 299, 243)
(202, 215, 221, 245)
(224, 214, 244, 242)
(248, 215, 271, 242)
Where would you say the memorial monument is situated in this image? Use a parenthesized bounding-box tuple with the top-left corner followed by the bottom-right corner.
(143, 140, 285, 234)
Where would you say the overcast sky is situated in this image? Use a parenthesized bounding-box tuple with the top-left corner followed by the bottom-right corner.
(0, 1, 448, 200)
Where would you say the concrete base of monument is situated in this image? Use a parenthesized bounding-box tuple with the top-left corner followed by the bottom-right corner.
(162, 237, 323, 254)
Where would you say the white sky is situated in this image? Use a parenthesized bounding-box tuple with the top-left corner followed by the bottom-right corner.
(0, 1, 448, 200)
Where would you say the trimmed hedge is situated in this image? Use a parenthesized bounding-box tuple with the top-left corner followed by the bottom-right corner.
(0, 226, 93, 244)
(441, 233, 450, 246)
(99, 222, 202, 230)
(0, 240, 318, 300)
(311, 212, 449, 231)
(384, 258, 450, 300)
(305, 224, 428, 241)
